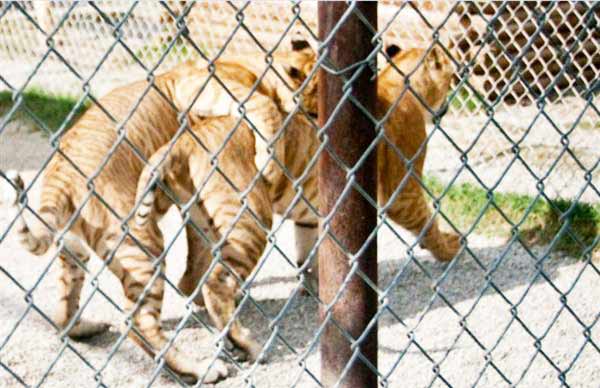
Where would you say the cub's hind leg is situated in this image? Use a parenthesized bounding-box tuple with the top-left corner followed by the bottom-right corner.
(54, 231, 109, 338)
(133, 143, 213, 309)
(287, 174, 319, 294)
(197, 171, 272, 363)
(106, 223, 227, 384)
(200, 206, 271, 363)
(178, 206, 217, 308)
(94, 223, 227, 384)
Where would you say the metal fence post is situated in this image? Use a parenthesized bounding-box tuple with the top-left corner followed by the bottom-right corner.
(318, 2, 378, 387)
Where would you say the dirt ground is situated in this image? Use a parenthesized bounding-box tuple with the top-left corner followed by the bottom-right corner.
(0, 130, 599, 387)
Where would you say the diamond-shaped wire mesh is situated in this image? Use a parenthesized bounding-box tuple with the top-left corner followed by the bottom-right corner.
(0, 1, 598, 387)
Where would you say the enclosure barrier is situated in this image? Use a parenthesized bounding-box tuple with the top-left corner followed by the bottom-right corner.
(2, 1, 600, 200)
(0, 1, 599, 387)
(318, 2, 378, 386)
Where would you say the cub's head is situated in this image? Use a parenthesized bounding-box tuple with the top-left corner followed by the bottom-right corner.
(381, 44, 453, 114)
(276, 35, 319, 117)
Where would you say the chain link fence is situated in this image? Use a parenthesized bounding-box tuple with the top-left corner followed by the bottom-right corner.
(1, 1, 599, 201)
(0, 1, 599, 387)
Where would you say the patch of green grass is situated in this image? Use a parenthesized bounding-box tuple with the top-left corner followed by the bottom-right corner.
(0, 88, 88, 133)
(448, 86, 483, 113)
(425, 176, 599, 256)
(135, 43, 191, 61)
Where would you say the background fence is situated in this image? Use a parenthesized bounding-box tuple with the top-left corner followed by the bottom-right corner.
(0, 1, 599, 387)
(1, 1, 599, 202)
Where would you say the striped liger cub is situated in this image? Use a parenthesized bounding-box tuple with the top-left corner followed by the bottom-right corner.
(135, 46, 461, 324)
(0, 40, 317, 384)
(267, 45, 462, 286)
(134, 114, 275, 365)
(147, 45, 460, 298)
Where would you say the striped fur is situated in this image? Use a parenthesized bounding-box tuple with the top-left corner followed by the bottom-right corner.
(136, 80, 287, 227)
(254, 47, 461, 289)
(1, 43, 317, 384)
(155, 47, 461, 300)
(137, 47, 461, 307)
(135, 116, 273, 361)
(376, 46, 460, 261)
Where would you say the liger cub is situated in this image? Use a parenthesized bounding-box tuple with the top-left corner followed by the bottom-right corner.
(376, 45, 460, 261)
(272, 45, 462, 284)
(134, 114, 275, 366)
(0, 39, 318, 384)
(136, 45, 461, 317)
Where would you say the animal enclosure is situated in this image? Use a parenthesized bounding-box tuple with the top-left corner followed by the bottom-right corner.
(0, 1, 598, 387)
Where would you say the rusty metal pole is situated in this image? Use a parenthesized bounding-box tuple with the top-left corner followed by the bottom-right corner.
(318, 2, 378, 387)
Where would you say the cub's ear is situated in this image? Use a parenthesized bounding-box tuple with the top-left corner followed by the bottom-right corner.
(427, 45, 445, 70)
(291, 39, 311, 51)
(290, 27, 318, 52)
(385, 44, 401, 58)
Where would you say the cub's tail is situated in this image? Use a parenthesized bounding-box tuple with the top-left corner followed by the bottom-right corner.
(135, 144, 178, 227)
(0, 170, 70, 256)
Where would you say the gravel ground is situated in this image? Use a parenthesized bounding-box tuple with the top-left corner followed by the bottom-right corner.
(425, 97, 600, 204)
(1, 129, 599, 387)
(0, 120, 52, 172)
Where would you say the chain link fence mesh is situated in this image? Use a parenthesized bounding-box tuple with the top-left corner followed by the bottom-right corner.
(0, 1, 598, 387)
(1, 1, 599, 201)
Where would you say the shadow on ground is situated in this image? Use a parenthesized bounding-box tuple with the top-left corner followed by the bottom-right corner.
(168, 241, 580, 364)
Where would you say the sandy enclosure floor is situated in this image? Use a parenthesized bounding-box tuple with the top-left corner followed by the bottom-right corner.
(0, 131, 599, 387)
